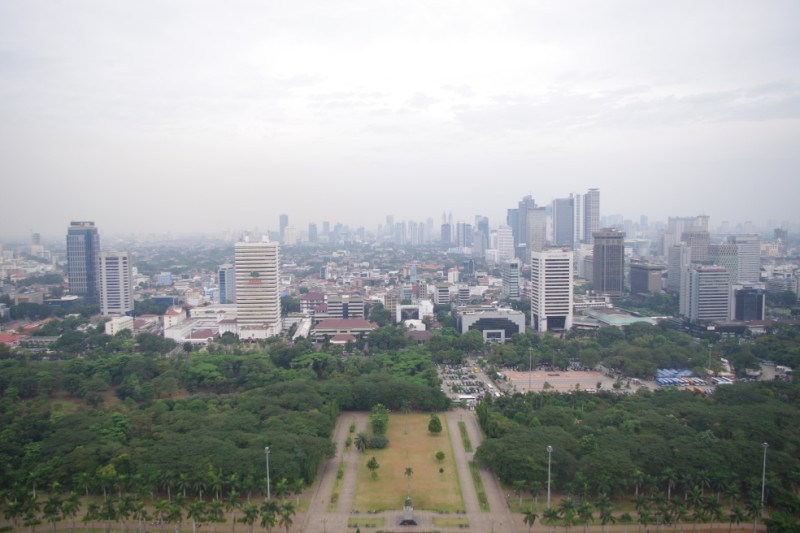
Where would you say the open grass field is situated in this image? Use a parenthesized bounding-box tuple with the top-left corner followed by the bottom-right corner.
(351, 413, 464, 513)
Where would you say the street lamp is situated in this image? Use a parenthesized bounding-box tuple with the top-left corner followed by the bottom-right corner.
(528, 347, 533, 393)
(264, 446, 271, 500)
(546, 445, 554, 509)
(760, 442, 768, 517)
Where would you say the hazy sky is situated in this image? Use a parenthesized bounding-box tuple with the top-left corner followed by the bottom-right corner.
(1, 1, 799, 239)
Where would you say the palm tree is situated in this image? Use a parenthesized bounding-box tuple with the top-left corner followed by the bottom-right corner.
(226, 489, 242, 533)
(61, 491, 81, 530)
(153, 500, 170, 533)
(559, 497, 577, 532)
(42, 493, 62, 531)
(523, 509, 539, 533)
(577, 500, 593, 533)
(514, 480, 528, 507)
(260, 500, 279, 533)
(132, 498, 149, 533)
(240, 502, 259, 533)
(117, 494, 133, 533)
(209, 468, 224, 501)
(404, 467, 414, 494)
(728, 506, 745, 532)
(100, 494, 117, 533)
(632, 469, 646, 498)
(207, 499, 225, 533)
(278, 501, 295, 533)
(543, 507, 561, 533)
(619, 513, 633, 533)
(292, 479, 304, 505)
(83, 502, 100, 530)
(274, 478, 289, 501)
(193, 475, 208, 501)
(637, 508, 652, 533)
(73, 473, 92, 498)
(187, 500, 206, 533)
(662, 468, 678, 501)
(177, 473, 190, 499)
(354, 432, 368, 452)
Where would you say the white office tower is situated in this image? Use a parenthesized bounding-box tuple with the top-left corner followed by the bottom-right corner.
(572, 193, 584, 245)
(235, 238, 282, 340)
(727, 235, 761, 283)
(680, 265, 730, 322)
(527, 207, 548, 253)
(531, 250, 573, 332)
(582, 188, 600, 244)
(98, 252, 133, 316)
(496, 225, 515, 261)
(709, 244, 739, 284)
(502, 259, 521, 299)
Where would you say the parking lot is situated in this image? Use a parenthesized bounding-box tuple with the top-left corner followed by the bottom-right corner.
(504, 368, 630, 393)
(438, 363, 490, 404)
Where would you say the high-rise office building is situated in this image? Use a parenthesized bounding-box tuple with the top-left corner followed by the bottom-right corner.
(731, 283, 766, 321)
(666, 244, 692, 292)
(552, 197, 574, 248)
(727, 235, 761, 283)
(526, 206, 547, 254)
(681, 229, 710, 262)
(572, 192, 584, 245)
(709, 243, 739, 284)
(218, 264, 236, 304)
(680, 265, 730, 322)
(583, 188, 600, 244)
(308, 223, 318, 243)
(98, 251, 133, 316)
(629, 261, 665, 295)
(592, 228, 625, 296)
(496, 225, 515, 261)
(66, 221, 101, 301)
(279, 214, 289, 243)
(235, 238, 282, 339)
(530, 249, 574, 332)
(502, 259, 521, 299)
(516, 195, 536, 259)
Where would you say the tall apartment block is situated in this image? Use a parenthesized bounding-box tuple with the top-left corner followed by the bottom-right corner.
(235, 238, 282, 340)
(531, 249, 573, 332)
(582, 188, 600, 244)
(66, 221, 101, 301)
(98, 251, 133, 316)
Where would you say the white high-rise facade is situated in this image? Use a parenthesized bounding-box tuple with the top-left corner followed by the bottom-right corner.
(496, 225, 515, 261)
(218, 264, 236, 304)
(235, 239, 282, 339)
(727, 235, 761, 283)
(582, 188, 600, 244)
(98, 251, 133, 316)
(531, 250, 573, 332)
(680, 265, 730, 322)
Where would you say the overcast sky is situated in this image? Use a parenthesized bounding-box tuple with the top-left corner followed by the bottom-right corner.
(1, 0, 799, 240)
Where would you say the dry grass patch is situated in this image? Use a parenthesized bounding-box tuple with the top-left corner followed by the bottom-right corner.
(352, 413, 464, 512)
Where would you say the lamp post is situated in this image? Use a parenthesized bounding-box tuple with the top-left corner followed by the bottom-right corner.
(760, 442, 768, 517)
(546, 445, 554, 509)
(264, 446, 271, 500)
(528, 347, 533, 393)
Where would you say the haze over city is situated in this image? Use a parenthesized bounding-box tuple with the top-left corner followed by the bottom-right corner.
(1, 1, 799, 239)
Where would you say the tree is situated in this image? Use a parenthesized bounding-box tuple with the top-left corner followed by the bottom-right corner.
(260, 500, 279, 533)
(367, 456, 380, 480)
(274, 478, 289, 501)
(428, 413, 443, 434)
(404, 467, 413, 493)
(435, 450, 445, 463)
(577, 500, 594, 533)
(292, 479, 304, 505)
(514, 480, 528, 506)
(278, 501, 295, 533)
(543, 507, 561, 533)
(61, 492, 81, 530)
(187, 500, 206, 533)
(239, 502, 259, 533)
(354, 432, 368, 452)
(524, 509, 539, 533)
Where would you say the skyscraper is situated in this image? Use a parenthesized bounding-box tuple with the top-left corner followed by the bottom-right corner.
(496, 225, 515, 261)
(66, 221, 101, 301)
(279, 214, 289, 243)
(530, 249, 574, 332)
(552, 197, 574, 248)
(98, 251, 133, 316)
(593, 228, 625, 296)
(680, 265, 730, 322)
(308, 223, 318, 243)
(218, 264, 236, 304)
(502, 259, 521, 299)
(681, 229, 710, 262)
(582, 188, 600, 244)
(727, 234, 761, 283)
(526, 206, 547, 254)
(666, 244, 692, 292)
(235, 238, 282, 339)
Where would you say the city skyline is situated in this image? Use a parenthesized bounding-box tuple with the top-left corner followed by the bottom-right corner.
(1, 1, 799, 239)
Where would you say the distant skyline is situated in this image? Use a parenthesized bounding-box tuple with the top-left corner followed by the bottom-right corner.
(1, 1, 799, 239)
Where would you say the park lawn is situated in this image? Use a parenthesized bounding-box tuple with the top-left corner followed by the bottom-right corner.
(352, 412, 464, 512)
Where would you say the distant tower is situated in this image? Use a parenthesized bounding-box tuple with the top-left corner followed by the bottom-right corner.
(592, 228, 625, 296)
(496, 225, 515, 261)
(502, 259, 521, 299)
(727, 235, 761, 283)
(526, 207, 547, 254)
(552, 197, 575, 248)
(681, 229, 710, 262)
(66, 221, 101, 301)
(680, 265, 730, 322)
(583, 188, 600, 244)
(218, 264, 236, 304)
(279, 214, 289, 243)
(530, 249, 574, 332)
(235, 238, 282, 340)
(308, 223, 318, 243)
(98, 251, 133, 316)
